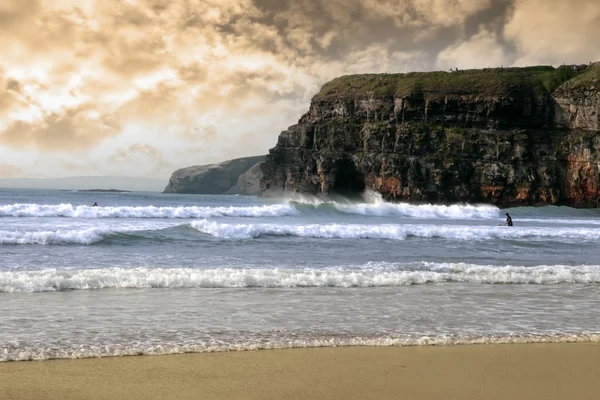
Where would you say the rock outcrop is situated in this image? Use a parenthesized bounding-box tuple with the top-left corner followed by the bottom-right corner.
(261, 64, 600, 207)
(225, 162, 265, 195)
(164, 156, 265, 194)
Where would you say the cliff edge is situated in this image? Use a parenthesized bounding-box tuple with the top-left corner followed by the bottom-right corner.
(261, 64, 600, 207)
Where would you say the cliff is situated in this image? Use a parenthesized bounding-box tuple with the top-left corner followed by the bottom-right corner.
(225, 161, 265, 195)
(163, 156, 265, 194)
(261, 64, 600, 207)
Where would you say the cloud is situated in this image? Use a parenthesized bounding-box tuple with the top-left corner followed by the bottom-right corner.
(0, 72, 19, 113)
(360, 0, 493, 28)
(1, 105, 120, 151)
(505, 0, 600, 66)
(0, 162, 26, 178)
(0, 0, 41, 30)
(0, 0, 598, 178)
(437, 29, 506, 70)
(110, 143, 175, 177)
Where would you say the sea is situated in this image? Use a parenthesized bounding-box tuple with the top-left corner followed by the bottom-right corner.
(1, 188, 599, 362)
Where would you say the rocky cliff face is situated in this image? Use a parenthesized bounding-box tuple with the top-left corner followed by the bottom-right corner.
(261, 65, 600, 207)
(164, 156, 265, 194)
(225, 162, 265, 195)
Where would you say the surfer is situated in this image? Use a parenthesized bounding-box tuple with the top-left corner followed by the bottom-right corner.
(504, 213, 513, 226)
(92, 202, 98, 207)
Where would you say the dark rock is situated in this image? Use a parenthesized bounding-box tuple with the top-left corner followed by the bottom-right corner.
(261, 65, 600, 208)
(164, 156, 265, 194)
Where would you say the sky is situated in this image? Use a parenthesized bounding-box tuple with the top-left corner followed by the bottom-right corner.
(1, 0, 599, 179)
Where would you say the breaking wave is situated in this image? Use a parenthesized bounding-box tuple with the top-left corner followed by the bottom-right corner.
(6, 220, 600, 245)
(0, 195, 500, 221)
(0, 203, 297, 219)
(0, 222, 173, 245)
(2, 262, 599, 292)
(288, 191, 500, 219)
(0, 227, 118, 245)
(190, 220, 600, 241)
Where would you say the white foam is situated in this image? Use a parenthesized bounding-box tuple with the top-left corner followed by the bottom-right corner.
(518, 218, 600, 226)
(0, 203, 297, 219)
(334, 202, 500, 219)
(190, 220, 600, 241)
(289, 191, 500, 219)
(0, 228, 113, 245)
(2, 263, 599, 292)
(0, 222, 165, 245)
(2, 332, 599, 361)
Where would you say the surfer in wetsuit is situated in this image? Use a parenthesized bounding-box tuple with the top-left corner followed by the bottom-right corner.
(504, 213, 513, 226)
(92, 202, 98, 207)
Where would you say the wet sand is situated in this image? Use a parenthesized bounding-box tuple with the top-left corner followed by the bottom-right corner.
(1, 343, 599, 400)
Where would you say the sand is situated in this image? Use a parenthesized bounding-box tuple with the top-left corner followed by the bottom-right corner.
(1, 343, 599, 400)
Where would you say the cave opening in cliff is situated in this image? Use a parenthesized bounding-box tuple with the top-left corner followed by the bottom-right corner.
(331, 158, 366, 199)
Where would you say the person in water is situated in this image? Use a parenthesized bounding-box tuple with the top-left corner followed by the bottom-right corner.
(504, 213, 513, 226)
(92, 202, 98, 207)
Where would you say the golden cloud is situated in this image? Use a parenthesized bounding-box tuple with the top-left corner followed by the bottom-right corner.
(437, 29, 506, 70)
(1, 105, 120, 151)
(110, 143, 175, 176)
(0, 72, 18, 113)
(506, 0, 600, 65)
(0, 0, 598, 178)
(0, 162, 26, 178)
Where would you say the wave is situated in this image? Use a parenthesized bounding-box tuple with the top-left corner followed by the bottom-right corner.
(517, 218, 600, 226)
(5, 198, 597, 225)
(190, 220, 600, 241)
(0, 224, 170, 245)
(288, 193, 500, 220)
(334, 202, 500, 219)
(0, 193, 501, 221)
(3, 332, 599, 361)
(6, 219, 600, 245)
(0, 203, 297, 219)
(0, 227, 114, 245)
(2, 263, 599, 292)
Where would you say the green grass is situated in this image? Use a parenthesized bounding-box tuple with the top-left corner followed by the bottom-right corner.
(554, 64, 600, 94)
(313, 65, 588, 101)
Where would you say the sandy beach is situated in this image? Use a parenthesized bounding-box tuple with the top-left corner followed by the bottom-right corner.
(1, 343, 599, 400)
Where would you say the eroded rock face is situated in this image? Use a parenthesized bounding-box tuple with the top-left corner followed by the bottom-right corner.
(164, 156, 265, 194)
(554, 69, 600, 131)
(261, 65, 600, 207)
(225, 162, 265, 195)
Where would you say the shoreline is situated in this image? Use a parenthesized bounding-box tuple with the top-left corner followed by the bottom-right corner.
(1, 343, 599, 400)
(3, 332, 600, 362)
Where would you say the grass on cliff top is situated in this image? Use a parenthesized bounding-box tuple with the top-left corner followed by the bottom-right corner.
(554, 64, 600, 94)
(313, 65, 587, 101)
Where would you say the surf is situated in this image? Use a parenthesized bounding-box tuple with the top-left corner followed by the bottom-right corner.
(3, 332, 600, 362)
(0, 203, 297, 219)
(286, 191, 500, 219)
(3, 262, 599, 292)
(0, 223, 176, 245)
(190, 219, 600, 242)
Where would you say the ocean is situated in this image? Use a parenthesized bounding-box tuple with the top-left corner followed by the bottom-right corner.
(1, 188, 599, 361)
